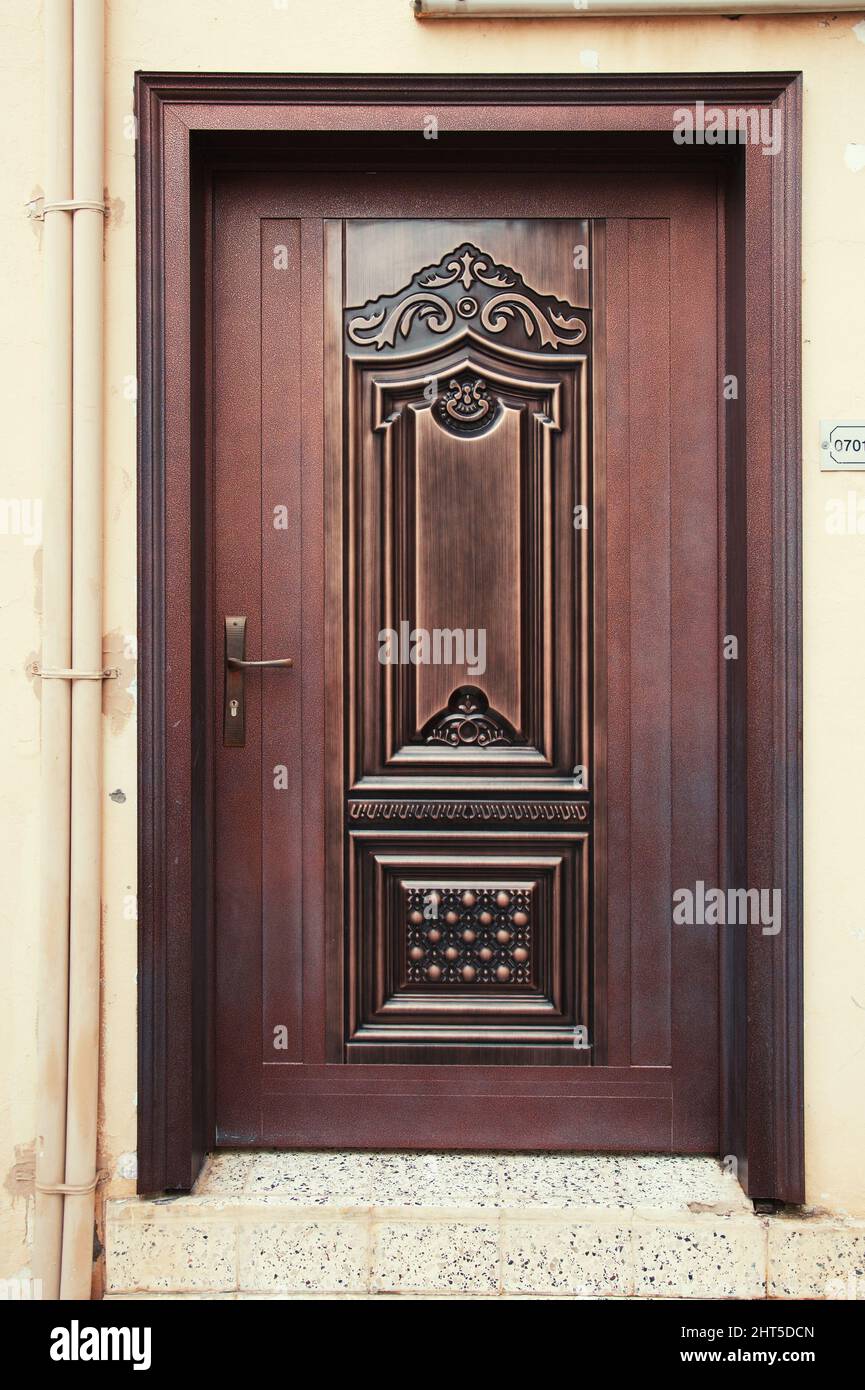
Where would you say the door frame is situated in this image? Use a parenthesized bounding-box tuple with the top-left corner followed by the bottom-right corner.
(135, 72, 803, 1199)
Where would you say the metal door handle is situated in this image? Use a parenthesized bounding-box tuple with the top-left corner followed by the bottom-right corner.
(227, 656, 293, 669)
(224, 615, 293, 746)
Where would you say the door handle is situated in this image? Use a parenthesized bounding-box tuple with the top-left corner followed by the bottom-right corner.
(224, 615, 293, 747)
(227, 656, 293, 670)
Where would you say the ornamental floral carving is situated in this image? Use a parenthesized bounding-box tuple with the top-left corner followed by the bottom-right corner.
(434, 374, 501, 436)
(345, 242, 587, 354)
(420, 686, 518, 749)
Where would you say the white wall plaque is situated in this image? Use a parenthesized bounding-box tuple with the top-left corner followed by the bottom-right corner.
(820, 420, 865, 471)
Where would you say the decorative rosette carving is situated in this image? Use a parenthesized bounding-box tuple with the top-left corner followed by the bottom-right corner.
(421, 686, 518, 749)
(433, 374, 501, 436)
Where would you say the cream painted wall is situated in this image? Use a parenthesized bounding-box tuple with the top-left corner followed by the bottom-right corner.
(2, 0, 864, 1280)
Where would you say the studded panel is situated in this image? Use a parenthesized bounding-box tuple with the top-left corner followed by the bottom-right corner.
(405, 887, 532, 985)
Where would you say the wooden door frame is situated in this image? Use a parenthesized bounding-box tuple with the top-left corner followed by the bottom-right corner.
(135, 72, 803, 1200)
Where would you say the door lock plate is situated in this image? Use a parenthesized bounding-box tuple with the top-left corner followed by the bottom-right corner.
(224, 615, 247, 746)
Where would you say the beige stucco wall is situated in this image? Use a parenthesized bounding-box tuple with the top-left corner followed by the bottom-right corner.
(2, 0, 864, 1281)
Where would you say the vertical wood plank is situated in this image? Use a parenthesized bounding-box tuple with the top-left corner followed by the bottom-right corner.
(670, 184, 720, 1147)
(212, 183, 263, 1140)
(602, 218, 632, 1068)
(590, 218, 608, 1059)
(627, 218, 672, 1068)
(260, 218, 304, 1063)
(300, 217, 328, 1065)
(323, 219, 345, 1062)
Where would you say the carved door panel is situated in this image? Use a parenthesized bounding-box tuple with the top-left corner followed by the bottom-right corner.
(212, 175, 720, 1149)
(340, 221, 591, 1062)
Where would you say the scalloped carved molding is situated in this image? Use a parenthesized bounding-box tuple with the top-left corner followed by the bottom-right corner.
(348, 800, 590, 823)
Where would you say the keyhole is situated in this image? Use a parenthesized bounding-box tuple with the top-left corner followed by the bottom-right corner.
(230, 698, 239, 717)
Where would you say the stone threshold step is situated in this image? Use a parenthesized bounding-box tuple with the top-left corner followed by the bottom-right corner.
(193, 1151, 751, 1211)
(102, 1153, 865, 1299)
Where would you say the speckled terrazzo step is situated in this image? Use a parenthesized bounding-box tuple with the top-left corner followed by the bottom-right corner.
(195, 1150, 751, 1212)
(103, 1154, 865, 1299)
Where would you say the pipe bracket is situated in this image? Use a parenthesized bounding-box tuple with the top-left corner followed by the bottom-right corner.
(36, 1176, 100, 1196)
(26, 197, 109, 221)
(36, 666, 119, 681)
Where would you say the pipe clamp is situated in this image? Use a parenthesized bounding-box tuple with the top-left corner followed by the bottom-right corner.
(36, 666, 119, 681)
(26, 197, 109, 221)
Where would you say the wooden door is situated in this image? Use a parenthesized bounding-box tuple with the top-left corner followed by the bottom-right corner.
(212, 171, 720, 1149)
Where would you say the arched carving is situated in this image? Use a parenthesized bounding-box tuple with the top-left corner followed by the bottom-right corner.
(346, 243, 587, 355)
(420, 686, 520, 749)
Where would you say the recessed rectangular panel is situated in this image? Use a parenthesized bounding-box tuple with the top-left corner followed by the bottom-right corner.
(347, 831, 590, 1060)
(403, 881, 538, 991)
(413, 407, 523, 733)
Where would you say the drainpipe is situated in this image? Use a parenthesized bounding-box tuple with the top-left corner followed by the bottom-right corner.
(34, 0, 74, 1304)
(60, 0, 105, 1301)
(415, 1, 865, 14)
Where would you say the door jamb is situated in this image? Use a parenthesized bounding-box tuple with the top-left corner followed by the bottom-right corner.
(135, 72, 802, 1199)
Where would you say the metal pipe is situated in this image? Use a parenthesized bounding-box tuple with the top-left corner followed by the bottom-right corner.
(34, 0, 74, 1305)
(59, 0, 104, 1301)
(415, 1, 864, 15)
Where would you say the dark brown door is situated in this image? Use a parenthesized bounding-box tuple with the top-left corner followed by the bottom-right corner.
(211, 166, 720, 1149)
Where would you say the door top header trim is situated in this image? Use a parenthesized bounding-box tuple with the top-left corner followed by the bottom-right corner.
(135, 70, 801, 111)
